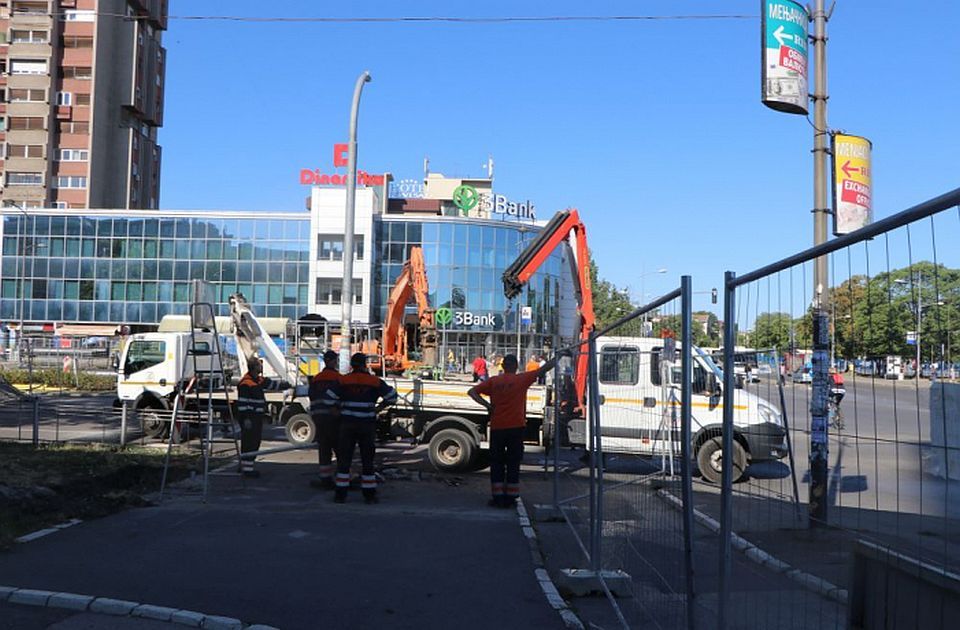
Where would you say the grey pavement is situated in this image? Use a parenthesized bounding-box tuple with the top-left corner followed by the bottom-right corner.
(0, 441, 566, 630)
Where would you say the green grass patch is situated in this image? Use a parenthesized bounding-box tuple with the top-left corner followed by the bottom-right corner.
(0, 442, 211, 549)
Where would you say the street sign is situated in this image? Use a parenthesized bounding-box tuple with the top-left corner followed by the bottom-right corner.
(831, 133, 873, 235)
(761, 0, 809, 115)
(906, 331, 917, 345)
(520, 306, 532, 325)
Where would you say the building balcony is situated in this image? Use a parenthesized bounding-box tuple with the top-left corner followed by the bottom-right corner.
(56, 105, 72, 120)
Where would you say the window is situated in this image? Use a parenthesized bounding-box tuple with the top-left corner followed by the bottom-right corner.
(7, 145, 44, 158)
(57, 91, 72, 106)
(59, 121, 89, 134)
(61, 66, 92, 79)
(58, 148, 88, 161)
(10, 117, 45, 130)
(53, 201, 69, 209)
(315, 279, 362, 305)
(11, 30, 48, 43)
(74, 93, 91, 107)
(54, 176, 87, 189)
(8, 88, 45, 102)
(123, 341, 167, 374)
(6, 172, 43, 186)
(12, 2, 48, 16)
(62, 36, 93, 48)
(10, 59, 48, 75)
(317, 234, 364, 261)
(599, 347, 640, 385)
(62, 9, 96, 22)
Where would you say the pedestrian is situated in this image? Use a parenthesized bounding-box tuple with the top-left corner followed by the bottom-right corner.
(525, 354, 540, 374)
(308, 349, 341, 490)
(325, 353, 398, 504)
(468, 352, 562, 508)
(472, 353, 488, 382)
(236, 358, 290, 478)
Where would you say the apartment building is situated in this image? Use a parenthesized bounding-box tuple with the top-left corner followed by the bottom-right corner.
(0, 0, 166, 209)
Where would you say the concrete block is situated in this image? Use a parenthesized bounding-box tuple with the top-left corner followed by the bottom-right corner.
(171, 610, 206, 627)
(8, 589, 53, 606)
(558, 568, 632, 598)
(132, 604, 179, 621)
(47, 592, 94, 611)
(0, 585, 17, 602)
(202, 615, 244, 630)
(530, 503, 565, 522)
(89, 597, 138, 615)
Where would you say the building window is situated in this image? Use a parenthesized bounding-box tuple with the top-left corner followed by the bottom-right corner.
(12, 2, 48, 16)
(58, 148, 88, 161)
(61, 66, 93, 80)
(10, 59, 48, 75)
(8, 145, 44, 158)
(9, 117, 45, 130)
(63, 36, 94, 48)
(317, 234, 364, 261)
(11, 30, 48, 43)
(54, 176, 88, 189)
(59, 121, 90, 134)
(8, 88, 45, 102)
(316, 279, 362, 305)
(6, 172, 44, 186)
(53, 201, 69, 209)
(74, 93, 91, 107)
(57, 91, 72, 106)
(62, 9, 96, 22)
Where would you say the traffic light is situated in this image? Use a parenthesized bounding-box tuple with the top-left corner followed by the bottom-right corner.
(711, 288, 718, 304)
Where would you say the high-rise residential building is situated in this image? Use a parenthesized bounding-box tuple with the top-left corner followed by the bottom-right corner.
(0, 0, 166, 210)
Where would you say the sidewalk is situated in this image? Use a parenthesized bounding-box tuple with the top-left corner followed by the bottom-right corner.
(0, 442, 567, 630)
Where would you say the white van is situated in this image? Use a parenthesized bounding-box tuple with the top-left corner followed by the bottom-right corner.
(569, 337, 787, 483)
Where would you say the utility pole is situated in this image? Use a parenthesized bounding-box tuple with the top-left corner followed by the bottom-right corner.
(339, 70, 372, 373)
(809, 0, 831, 527)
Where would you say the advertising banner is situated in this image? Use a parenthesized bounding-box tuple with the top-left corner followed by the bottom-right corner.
(761, 0, 809, 115)
(831, 133, 873, 235)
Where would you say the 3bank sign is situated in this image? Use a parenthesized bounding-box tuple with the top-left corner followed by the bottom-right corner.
(761, 0, 809, 115)
(434, 306, 502, 329)
(452, 184, 536, 220)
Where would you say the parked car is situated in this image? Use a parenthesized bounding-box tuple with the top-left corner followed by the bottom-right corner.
(792, 368, 813, 384)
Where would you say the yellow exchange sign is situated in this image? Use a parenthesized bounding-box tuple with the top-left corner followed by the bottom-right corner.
(831, 133, 872, 235)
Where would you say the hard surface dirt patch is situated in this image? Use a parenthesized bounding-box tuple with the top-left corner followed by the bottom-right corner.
(0, 442, 209, 548)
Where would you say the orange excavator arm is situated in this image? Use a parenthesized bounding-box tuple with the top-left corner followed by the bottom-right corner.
(382, 262, 414, 361)
(502, 209, 595, 411)
(382, 246, 437, 371)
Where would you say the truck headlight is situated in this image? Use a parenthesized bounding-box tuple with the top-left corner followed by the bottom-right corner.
(758, 403, 782, 427)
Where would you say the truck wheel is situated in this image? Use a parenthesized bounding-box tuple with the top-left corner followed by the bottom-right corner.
(428, 428, 475, 472)
(696, 437, 747, 484)
(285, 413, 315, 445)
(137, 402, 167, 439)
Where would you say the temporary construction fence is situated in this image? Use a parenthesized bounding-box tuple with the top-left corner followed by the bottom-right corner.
(716, 187, 960, 629)
(0, 385, 132, 447)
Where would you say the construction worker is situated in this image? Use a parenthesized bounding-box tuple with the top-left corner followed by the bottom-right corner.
(308, 350, 341, 490)
(525, 354, 540, 374)
(469, 352, 561, 508)
(324, 353, 398, 504)
(236, 358, 290, 478)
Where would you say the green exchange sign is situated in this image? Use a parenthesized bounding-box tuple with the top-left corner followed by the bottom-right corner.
(452, 185, 479, 215)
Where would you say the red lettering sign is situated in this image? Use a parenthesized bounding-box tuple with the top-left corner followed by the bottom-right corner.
(300, 143, 383, 186)
(333, 143, 349, 167)
(840, 179, 871, 207)
(779, 46, 807, 75)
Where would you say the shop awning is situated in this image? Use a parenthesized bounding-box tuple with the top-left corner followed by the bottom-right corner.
(55, 324, 120, 337)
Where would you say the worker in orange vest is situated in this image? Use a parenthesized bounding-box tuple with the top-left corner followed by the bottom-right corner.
(525, 355, 540, 374)
(236, 359, 290, 478)
(308, 349, 341, 489)
(469, 352, 561, 508)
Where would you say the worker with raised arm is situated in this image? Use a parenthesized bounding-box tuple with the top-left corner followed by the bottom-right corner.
(325, 353, 398, 504)
(469, 352, 561, 508)
(236, 358, 290, 478)
(308, 349, 341, 490)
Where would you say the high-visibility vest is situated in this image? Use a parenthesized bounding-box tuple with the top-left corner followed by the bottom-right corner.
(309, 368, 340, 418)
(325, 371, 398, 421)
(236, 373, 282, 414)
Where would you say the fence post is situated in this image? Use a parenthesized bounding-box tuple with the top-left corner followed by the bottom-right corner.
(810, 309, 830, 526)
(719, 271, 737, 630)
(31, 396, 39, 447)
(553, 332, 561, 510)
(120, 400, 128, 448)
(680, 276, 697, 629)
(588, 335, 603, 571)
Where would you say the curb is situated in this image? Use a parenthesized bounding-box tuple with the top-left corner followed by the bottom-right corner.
(516, 499, 585, 629)
(0, 585, 279, 629)
(656, 489, 849, 605)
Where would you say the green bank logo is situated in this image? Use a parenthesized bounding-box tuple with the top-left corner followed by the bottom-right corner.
(452, 185, 479, 215)
(435, 307, 454, 326)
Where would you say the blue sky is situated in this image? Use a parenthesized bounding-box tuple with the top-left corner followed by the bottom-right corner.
(160, 1, 960, 316)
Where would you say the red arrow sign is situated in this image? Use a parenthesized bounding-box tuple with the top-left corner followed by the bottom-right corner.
(841, 160, 859, 178)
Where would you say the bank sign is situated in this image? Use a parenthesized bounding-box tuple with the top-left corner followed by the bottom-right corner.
(831, 133, 872, 235)
(435, 307, 503, 330)
(452, 184, 536, 221)
(761, 0, 809, 115)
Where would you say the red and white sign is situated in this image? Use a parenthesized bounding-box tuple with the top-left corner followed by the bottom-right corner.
(301, 143, 384, 186)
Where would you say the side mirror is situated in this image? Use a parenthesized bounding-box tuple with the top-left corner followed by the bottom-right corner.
(159, 378, 167, 387)
(643, 397, 657, 409)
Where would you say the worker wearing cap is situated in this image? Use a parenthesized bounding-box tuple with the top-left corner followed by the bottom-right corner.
(325, 353, 398, 503)
(236, 358, 290, 478)
(469, 352, 560, 508)
(308, 350, 341, 489)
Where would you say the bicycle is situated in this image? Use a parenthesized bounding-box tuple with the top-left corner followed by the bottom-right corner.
(828, 395, 845, 431)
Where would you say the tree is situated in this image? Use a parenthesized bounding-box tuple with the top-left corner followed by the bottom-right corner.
(588, 257, 642, 336)
(752, 312, 793, 352)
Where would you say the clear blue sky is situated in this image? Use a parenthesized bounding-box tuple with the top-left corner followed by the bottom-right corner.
(160, 1, 960, 316)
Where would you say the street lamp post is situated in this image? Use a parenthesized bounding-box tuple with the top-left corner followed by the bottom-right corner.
(896, 271, 944, 375)
(637, 267, 667, 336)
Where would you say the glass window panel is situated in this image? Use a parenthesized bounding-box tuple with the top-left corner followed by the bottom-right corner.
(64, 281, 79, 300)
(109, 303, 124, 321)
(238, 243, 254, 260)
(140, 303, 157, 323)
(191, 240, 204, 259)
(47, 258, 63, 278)
(158, 283, 172, 302)
(454, 242, 467, 266)
(95, 302, 109, 322)
(174, 283, 190, 302)
(283, 221, 298, 240)
(126, 303, 141, 322)
(95, 280, 110, 300)
(268, 285, 282, 303)
(62, 301, 78, 320)
(159, 220, 175, 237)
(127, 240, 142, 258)
(126, 283, 142, 301)
(111, 219, 127, 237)
(206, 241, 222, 259)
(283, 263, 297, 283)
(237, 262, 252, 281)
(174, 261, 188, 280)
(111, 282, 125, 300)
(221, 261, 236, 281)
(47, 300, 63, 320)
(128, 260, 143, 279)
(49, 238, 64, 257)
(128, 220, 144, 237)
(175, 220, 190, 238)
(191, 220, 207, 239)
(175, 240, 190, 259)
(143, 260, 157, 279)
(253, 284, 267, 304)
(94, 260, 109, 279)
(144, 219, 159, 237)
(158, 260, 173, 280)
(66, 218, 81, 235)
(204, 261, 220, 280)
(111, 260, 125, 278)
(79, 280, 94, 300)
(189, 262, 204, 280)
(32, 258, 47, 277)
(438, 244, 452, 266)
(388, 222, 405, 241)
(253, 263, 267, 282)
(270, 245, 284, 262)
(159, 240, 174, 258)
(222, 220, 237, 239)
(65, 259, 79, 278)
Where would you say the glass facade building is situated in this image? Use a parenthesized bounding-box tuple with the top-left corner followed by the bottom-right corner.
(0, 210, 311, 325)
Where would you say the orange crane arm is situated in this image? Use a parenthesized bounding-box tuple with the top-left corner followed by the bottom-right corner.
(502, 209, 595, 410)
(382, 263, 414, 360)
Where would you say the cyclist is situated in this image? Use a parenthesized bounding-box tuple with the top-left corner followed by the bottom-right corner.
(829, 367, 846, 406)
